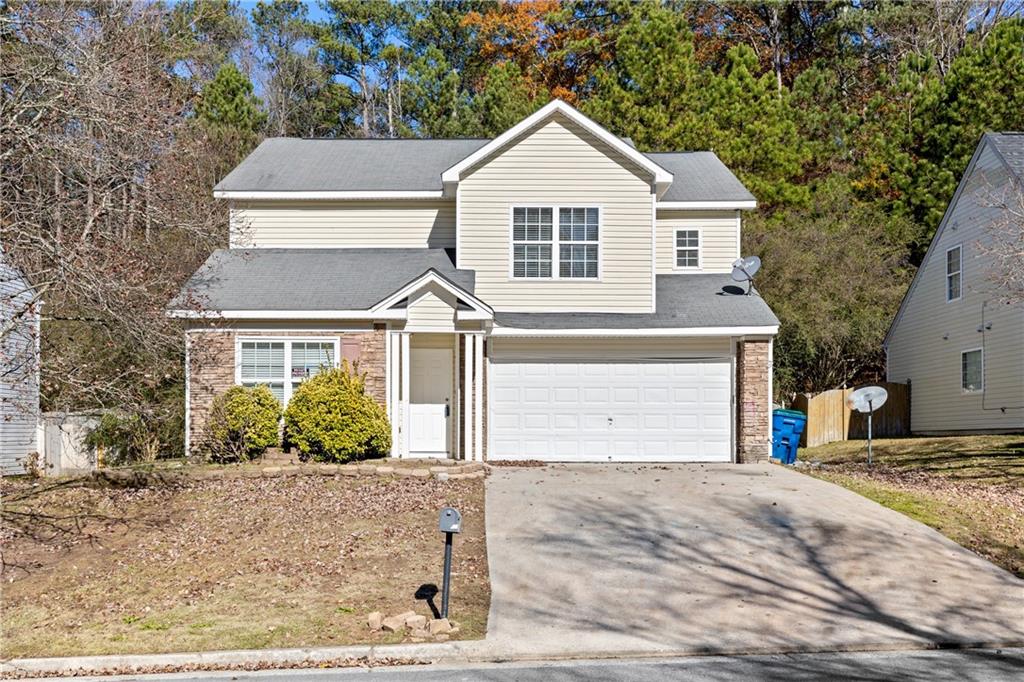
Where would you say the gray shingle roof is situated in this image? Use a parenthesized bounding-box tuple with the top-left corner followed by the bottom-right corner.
(644, 152, 755, 203)
(495, 274, 778, 329)
(215, 138, 755, 202)
(987, 132, 1024, 180)
(170, 248, 474, 312)
(215, 139, 489, 192)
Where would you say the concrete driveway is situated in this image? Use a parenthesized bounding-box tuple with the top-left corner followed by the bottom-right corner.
(483, 464, 1024, 658)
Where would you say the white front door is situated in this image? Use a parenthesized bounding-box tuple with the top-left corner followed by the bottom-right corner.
(489, 357, 733, 462)
(409, 347, 452, 457)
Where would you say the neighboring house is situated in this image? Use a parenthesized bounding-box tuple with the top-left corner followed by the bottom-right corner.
(885, 133, 1024, 434)
(1, 250, 41, 474)
(170, 100, 779, 463)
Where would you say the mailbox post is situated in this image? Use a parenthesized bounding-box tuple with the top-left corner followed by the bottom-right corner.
(438, 507, 462, 619)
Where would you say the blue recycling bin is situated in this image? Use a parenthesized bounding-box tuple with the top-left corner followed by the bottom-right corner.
(772, 409, 807, 464)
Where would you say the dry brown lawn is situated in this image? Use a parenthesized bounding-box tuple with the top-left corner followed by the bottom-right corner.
(1, 473, 489, 659)
(798, 435, 1024, 577)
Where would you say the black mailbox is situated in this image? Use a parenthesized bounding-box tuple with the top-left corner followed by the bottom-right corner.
(439, 507, 462, 534)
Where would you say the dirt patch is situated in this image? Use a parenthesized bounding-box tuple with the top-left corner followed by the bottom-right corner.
(487, 460, 547, 468)
(1, 475, 489, 658)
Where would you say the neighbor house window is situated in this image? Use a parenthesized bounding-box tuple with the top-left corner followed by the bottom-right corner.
(675, 229, 700, 268)
(512, 207, 553, 278)
(558, 207, 599, 278)
(512, 206, 600, 279)
(961, 348, 983, 393)
(946, 245, 962, 301)
(239, 338, 338, 404)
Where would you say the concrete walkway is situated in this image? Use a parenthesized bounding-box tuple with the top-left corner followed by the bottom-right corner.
(484, 464, 1024, 658)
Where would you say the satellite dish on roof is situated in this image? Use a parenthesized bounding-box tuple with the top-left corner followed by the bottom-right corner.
(846, 385, 889, 465)
(730, 256, 761, 295)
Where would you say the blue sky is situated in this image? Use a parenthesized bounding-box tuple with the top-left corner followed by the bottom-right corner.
(235, 0, 330, 23)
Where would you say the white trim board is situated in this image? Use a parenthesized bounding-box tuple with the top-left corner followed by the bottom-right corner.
(213, 190, 445, 201)
(489, 326, 778, 337)
(657, 200, 757, 210)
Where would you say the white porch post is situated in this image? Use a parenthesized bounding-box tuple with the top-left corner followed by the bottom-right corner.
(453, 334, 461, 460)
(400, 332, 411, 458)
(463, 333, 474, 462)
(387, 331, 400, 457)
(473, 333, 484, 461)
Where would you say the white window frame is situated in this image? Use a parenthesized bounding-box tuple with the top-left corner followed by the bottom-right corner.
(960, 347, 984, 394)
(508, 204, 602, 281)
(945, 244, 962, 302)
(674, 228, 702, 270)
(235, 336, 341, 404)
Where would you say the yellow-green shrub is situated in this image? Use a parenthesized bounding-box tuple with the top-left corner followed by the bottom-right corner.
(204, 384, 281, 461)
(283, 362, 391, 462)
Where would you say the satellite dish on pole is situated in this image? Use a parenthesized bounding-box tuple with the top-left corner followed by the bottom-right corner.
(730, 256, 762, 295)
(846, 386, 889, 464)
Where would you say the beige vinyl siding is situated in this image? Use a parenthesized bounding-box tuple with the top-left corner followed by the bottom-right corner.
(656, 210, 739, 273)
(458, 114, 654, 312)
(887, 143, 1024, 432)
(230, 200, 456, 248)
(491, 337, 732, 359)
(405, 285, 457, 332)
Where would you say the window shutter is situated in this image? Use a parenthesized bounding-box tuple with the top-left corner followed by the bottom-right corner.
(341, 337, 361, 366)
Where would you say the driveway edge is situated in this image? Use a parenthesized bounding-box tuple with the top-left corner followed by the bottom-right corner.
(6, 638, 1024, 678)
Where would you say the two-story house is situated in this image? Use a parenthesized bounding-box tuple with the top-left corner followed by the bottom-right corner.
(170, 101, 779, 463)
(885, 133, 1024, 433)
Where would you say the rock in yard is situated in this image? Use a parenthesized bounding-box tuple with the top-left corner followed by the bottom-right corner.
(410, 627, 430, 639)
(435, 472, 450, 482)
(367, 612, 382, 631)
(405, 614, 427, 629)
(397, 468, 430, 478)
(382, 614, 405, 630)
(428, 618, 452, 635)
(376, 466, 395, 475)
(435, 633, 450, 642)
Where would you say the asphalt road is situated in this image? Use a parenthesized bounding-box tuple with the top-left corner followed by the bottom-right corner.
(60, 648, 1024, 681)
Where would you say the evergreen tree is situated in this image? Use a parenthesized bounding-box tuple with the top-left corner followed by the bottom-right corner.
(702, 45, 810, 208)
(195, 62, 266, 134)
(469, 62, 548, 136)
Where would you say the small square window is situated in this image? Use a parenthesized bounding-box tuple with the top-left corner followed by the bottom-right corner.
(961, 349, 983, 393)
(676, 230, 700, 268)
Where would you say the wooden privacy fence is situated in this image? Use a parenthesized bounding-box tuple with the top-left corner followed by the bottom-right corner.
(792, 382, 910, 448)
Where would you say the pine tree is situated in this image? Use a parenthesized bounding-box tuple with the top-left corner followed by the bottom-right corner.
(196, 62, 266, 134)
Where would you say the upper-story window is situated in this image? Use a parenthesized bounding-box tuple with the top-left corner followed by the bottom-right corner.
(512, 206, 599, 279)
(675, 229, 700, 269)
(946, 245, 962, 302)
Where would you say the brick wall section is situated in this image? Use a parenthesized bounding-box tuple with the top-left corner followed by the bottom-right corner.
(186, 327, 386, 456)
(188, 331, 234, 454)
(736, 339, 771, 463)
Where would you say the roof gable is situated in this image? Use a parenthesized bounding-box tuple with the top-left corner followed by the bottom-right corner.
(884, 134, 1016, 345)
(440, 100, 673, 195)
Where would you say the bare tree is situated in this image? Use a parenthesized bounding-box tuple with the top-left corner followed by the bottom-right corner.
(975, 174, 1024, 305)
(1, 1, 230, 457)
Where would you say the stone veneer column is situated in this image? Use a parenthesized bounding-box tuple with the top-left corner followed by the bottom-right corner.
(736, 339, 771, 463)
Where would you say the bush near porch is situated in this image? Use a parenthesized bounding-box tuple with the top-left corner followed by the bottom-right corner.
(798, 435, 1024, 577)
(284, 364, 391, 463)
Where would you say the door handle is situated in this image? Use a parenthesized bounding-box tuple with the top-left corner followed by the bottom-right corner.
(445, 403, 450, 417)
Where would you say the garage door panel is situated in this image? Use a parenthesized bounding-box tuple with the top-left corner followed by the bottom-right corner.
(490, 357, 732, 463)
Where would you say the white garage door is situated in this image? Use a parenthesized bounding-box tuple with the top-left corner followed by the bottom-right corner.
(489, 357, 733, 462)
